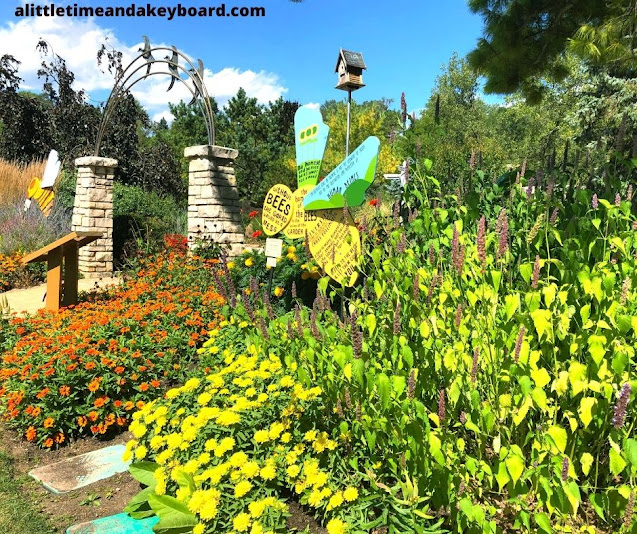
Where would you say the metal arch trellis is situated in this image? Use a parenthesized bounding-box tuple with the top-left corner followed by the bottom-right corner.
(94, 39, 215, 156)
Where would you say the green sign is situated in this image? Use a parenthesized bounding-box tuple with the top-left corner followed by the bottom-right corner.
(294, 105, 330, 188)
(303, 136, 379, 211)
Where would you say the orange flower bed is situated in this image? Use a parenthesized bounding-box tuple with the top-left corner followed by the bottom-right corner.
(0, 250, 224, 448)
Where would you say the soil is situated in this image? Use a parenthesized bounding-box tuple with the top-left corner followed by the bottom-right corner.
(0, 425, 141, 533)
(0, 425, 332, 534)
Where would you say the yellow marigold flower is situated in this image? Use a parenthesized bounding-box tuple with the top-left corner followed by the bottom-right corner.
(233, 512, 251, 532)
(156, 449, 173, 465)
(205, 438, 218, 452)
(260, 463, 277, 480)
(188, 488, 220, 514)
(149, 435, 164, 450)
(227, 261, 235, 269)
(155, 478, 166, 495)
(245, 257, 254, 267)
(230, 451, 249, 467)
(176, 486, 191, 502)
(343, 486, 358, 502)
(249, 499, 267, 518)
(241, 461, 260, 478)
(183, 377, 201, 392)
(193, 524, 205, 534)
(245, 387, 257, 398)
(254, 430, 270, 444)
(303, 429, 318, 442)
(197, 392, 212, 405)
(166, 388, 181, 399)
(197, 452, 211, 466)
(287, 246, 297, 253)
(257, 393, 269, 403)
(308, 489, 324, 507)
(250, 521, 264, 534)
(327, 518, 348, 534)
(268, 422, 285, 440)
(280, 375, 295, 388)
(214, 437, 235, 457)
(312, 471, 328, 489)
(234, 480, 253, 498)
(122, 449, 132, 462)
(327, 491, 344, 511)
(131, 423, 147, 439)
(216, 410, 241, 426)
(287, 464, 301, 478)
(273, 286, 285, 298)
(208, 462, 230, 485)
(182, 427, 198, 443)
(312, 432, 330, 453)
(134, 445, 148, 460)
(199, 501, 219, 521)
(281, 432, 292, 443)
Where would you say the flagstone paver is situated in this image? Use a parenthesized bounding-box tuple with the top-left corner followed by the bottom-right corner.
(29, 444, 131, 494)
(66, 513, 159, 534)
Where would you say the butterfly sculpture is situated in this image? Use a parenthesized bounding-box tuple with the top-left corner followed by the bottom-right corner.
(261, 104, 379, 287)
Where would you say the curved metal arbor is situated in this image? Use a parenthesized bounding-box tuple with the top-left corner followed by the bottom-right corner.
(94, 39, 215, 156)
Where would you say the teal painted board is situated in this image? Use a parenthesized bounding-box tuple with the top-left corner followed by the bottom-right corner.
(29, 444, 131, 494)
(66, 513, 159, 533)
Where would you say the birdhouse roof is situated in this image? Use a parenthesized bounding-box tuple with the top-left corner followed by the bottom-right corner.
(335, 49, 367, 72)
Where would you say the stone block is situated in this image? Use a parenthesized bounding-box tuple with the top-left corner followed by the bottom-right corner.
(75, 156, 118, 168)
(184, 145, 238, 161)
(87, 209, 105, 218)
(218, 186, 240, 200)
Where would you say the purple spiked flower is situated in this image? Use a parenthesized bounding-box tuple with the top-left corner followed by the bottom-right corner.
(393, 300, 402, 335)
(531, 255, 541, 289)
(621, 277, 631, 306)
(615, 192, 621, 207)
(592, 194, 599, 209)
(514, 326, 525, 363)
(407, 369, 416, 399)
(438, 389, 446, 424)
(561, 456, 569, 481)
(496, 210, 509, 260)
(612, 383, 631, 428)
(477, 215, 486, 270)
(471, 348, 479, 383)
(401, 92, 407, 126)
(550, 208, 559, 225)
(455, 304, 463, 328)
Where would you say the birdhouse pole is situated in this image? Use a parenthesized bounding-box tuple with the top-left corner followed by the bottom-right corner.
(334, 48, 367, 158)
(346, 90, 352, 157)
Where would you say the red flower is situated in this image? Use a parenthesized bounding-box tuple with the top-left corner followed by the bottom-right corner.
(249, 210, 258, 219)
(369, 198, 379, 207)
(252, 230, 263, 238)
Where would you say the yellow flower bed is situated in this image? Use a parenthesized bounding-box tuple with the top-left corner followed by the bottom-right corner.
(124, 327, 359, 533)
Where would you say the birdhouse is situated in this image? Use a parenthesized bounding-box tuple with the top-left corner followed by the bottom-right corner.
(335, 49, 366, 91)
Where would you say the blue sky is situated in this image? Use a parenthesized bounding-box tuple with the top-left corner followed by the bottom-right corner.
(0, 0, 491, 120)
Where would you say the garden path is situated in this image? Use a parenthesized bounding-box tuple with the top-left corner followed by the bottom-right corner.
(3, 276, 121, 316)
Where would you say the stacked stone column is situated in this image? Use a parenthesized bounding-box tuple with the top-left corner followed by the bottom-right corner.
(72, 156, 116, 277)
(185, 145, 244, 254)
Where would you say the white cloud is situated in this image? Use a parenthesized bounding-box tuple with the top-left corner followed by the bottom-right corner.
(0, 7, 287, 120)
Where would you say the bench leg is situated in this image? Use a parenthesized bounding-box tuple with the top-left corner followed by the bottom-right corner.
(46, 247, 63, 311)
(62, 242, 78, 306)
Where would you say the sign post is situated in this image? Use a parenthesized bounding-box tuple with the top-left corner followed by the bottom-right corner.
(265, 238, 283, 296)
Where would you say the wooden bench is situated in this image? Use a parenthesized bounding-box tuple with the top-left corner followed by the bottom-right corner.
(21, 231, 103, 311)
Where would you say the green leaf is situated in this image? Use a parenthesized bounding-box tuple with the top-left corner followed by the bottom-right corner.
(563, 481, 581, 514)
(371, 247, 382, 268)
(419, 320, 430, 338)
(374, 279, 383, 298)
(173, 469, 195, 494)
(505, 454, 524, 485)
(365, 314, 376, 335)
(579, 304, 590, 325)
(124, 486, 154, 515)
(429, 433, 445, 466)
(495, 462, 510, 490)
(578, 397, 597, 428)
(391, 375, 406, 399)
(531, 368, 551, 389)
(587, 335, 607, 366)
(580, 453, 594, 476)
(377, 373, 391, 409)
(542, 285, 557, 307)
(520, 263, 533, 284)
(547, 425, 567, 454)
(534, 512, 552, 533)
(505, 294, 520, 321)
(148, 494, 197, 533)
(129, 462, 159, 489)
(530, 308, 552, 340)
(624, 438, 637, 468)
(610, 448, 627, 475)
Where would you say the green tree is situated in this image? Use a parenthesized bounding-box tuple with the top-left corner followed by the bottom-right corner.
(467, 0, 635, 102)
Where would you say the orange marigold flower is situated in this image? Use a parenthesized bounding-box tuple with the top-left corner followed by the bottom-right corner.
(150, 380, 160, 388)
(88, 378, 101, 392)
(114, 366, 125, 375)
(36, 387, 50, 400)
(25, 426, 36, 441)
(116, 416, 127, 426)
(88, 411, 99, 422)
(77, 416, 88, 427)
(43, 417, 54, 428)
(136, 401, 145, 409)
(93, 396, 109, 408)
(113, 400, 123, 408)
(32, 406, 41, 417)
(85, 362, 96, 370)
(66, 364, 78, 372)
(59, 385, 70, 396)
(139, 383, 149, 392)
(124, 401, 135, 411)
(55, 432, 65, 444)
(44, 438, 54, 448)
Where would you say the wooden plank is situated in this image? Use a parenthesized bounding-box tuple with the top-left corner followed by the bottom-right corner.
(62, 241, 78, 306)
(21, 231, 102, 265)
(46, 246, 63, 311)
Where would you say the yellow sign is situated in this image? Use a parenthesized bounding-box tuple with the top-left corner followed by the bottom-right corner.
(26, 177, 55, 217)
(284, 185, 314, 239)
(261, 184, 293, 236)
(306, 208, 360, 287)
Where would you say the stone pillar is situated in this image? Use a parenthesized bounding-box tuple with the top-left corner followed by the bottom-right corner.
(72, 156, 116, 277)
(185, 145, 244, 255)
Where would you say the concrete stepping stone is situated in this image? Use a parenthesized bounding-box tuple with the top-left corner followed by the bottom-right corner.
(29, 444, 131, 494)
(66, 513, 159, 533)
